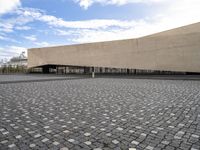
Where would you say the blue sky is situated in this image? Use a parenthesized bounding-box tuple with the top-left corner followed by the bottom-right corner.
(0, 0, 200, 60)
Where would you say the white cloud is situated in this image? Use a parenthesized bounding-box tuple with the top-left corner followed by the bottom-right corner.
(0, 0, 21, 15)
(0, 22, 13, 32)
(0, 35, 6, 40)
(0, 8, 41, 34)
(0, 34, 20, 43)
(4, 1, 199, 38)
(55, 29, 73, 36)
(0, 46, 27, 60)
(1, 8, 139, 33)
(74, 0, 166, 9)
(45, 18, 136, 29)
(34, 41, 51, 47)
(27, 10, 137, 29)
(69, 0, 200, 43)
(26, 0, 200, 42)
(13, 0, 199, 44)
(16, 26, 31, 30)
(23, 33, 51, 47)
(75, 0, 92, 9)
(9, 46, 27, 55)
(24, 35, 37, 41)
(69, 23, 157, 43)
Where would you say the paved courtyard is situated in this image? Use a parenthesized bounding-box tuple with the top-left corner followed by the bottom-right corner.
(0, 74, 79, 83)
(0, 77, 200, 150)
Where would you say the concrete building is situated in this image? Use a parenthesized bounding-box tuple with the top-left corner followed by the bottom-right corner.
(28, 22, 200, 74)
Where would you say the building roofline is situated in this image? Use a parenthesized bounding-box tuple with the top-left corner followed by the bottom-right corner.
(28, 22, 200, 51)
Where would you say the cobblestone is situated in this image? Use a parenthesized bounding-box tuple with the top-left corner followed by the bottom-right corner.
(0, 74, 78, 83)
(1, 77, 200, 149)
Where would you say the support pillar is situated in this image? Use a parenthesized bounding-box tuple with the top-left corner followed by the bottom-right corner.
(127, 69, 130, 74)
(56, 66, 58, 74)
(42, 66, 49, 74)
(134, 69, 136, 75)
(100, 67, 102, 73)
(92, 67, 95, 78)
(84, 67, 87, 74)
(65, 66, 67, 74)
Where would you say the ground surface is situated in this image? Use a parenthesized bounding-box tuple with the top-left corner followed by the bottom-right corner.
(0, 75, 200, 150)
(0, 74, 79, 83)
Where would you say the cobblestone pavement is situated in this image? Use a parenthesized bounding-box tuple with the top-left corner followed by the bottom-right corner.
(0, 75, 79, 83)
(0, 78, 200, 150)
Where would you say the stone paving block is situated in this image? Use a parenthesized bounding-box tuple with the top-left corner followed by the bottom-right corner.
(1, 77, 200, 149)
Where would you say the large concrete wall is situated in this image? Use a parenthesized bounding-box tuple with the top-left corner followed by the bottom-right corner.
(28, 22, 200, 72)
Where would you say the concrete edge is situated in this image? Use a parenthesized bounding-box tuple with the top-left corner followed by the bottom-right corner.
(0, 77, 89, 84)
(95, 76, 200, 81)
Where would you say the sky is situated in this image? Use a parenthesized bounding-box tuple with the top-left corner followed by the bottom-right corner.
(0, 0, 200, 60)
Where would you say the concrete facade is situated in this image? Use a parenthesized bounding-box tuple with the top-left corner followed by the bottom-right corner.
(28, 22, 200, 73)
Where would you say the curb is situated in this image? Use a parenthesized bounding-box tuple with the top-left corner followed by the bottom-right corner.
(0, 77, 88, 84)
